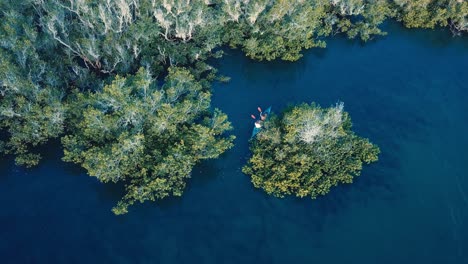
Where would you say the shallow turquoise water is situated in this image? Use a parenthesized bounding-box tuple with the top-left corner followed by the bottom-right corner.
(1, 24, 467, 263)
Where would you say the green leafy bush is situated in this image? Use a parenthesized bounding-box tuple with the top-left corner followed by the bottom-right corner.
(243, 103, 379, 198)
(62, 67, 235, 214)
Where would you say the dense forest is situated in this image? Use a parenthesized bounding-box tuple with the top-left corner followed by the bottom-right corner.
(0, 0, 466, 214)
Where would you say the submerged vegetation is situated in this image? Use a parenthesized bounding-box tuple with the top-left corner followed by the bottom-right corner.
(243, 103, 380, 198)
(0, 0, 465, 213)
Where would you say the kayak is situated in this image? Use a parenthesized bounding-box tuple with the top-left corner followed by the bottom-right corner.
(251, 106, 271, 138)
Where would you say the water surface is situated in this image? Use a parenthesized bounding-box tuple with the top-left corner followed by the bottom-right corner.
(1, 23, 467, 263)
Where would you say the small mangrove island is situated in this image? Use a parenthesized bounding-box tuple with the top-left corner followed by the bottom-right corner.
(243, 103, 380, 198)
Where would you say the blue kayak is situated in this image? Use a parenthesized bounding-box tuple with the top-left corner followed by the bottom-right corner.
(251, 106, 271, 138)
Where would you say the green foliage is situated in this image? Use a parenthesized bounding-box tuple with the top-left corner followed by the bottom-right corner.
(345, 0, 396, 41)
(223, 0, 331, 61)
(243, 103, 379, 198)
(0, 1, 67, 166)
(393, 0, 467, 33)
(62, 67, 235, 214)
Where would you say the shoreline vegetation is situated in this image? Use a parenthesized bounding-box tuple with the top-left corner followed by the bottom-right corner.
(0, 0, 466, 214)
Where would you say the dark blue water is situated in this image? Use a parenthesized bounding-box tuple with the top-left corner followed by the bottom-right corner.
(1, 24, 467, 263)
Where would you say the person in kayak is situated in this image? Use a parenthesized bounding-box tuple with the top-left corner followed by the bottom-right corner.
(258, 106, 267, 121)
(251, 114, 262, 128)
(251, 106, 271, 138)
(254, 120, 262, 128)
(252, 106, 269, 129)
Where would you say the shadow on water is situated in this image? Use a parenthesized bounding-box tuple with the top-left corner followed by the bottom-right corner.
(189, 159, 224, 186)
(220, 49, 310, 84)
(386, 22, 468, 49)
(0, 155, 14, 182)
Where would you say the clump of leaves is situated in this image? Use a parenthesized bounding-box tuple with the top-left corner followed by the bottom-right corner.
(242, 102, 379, 199)
(62, 67, 235, 214)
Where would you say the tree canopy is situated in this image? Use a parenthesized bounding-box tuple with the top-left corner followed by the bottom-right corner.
(62, 67, 234, 214)
(243, 103, 380, 198)
(0, 1, 68, 166)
